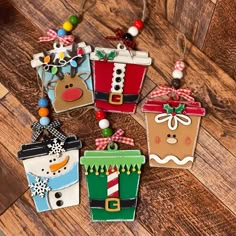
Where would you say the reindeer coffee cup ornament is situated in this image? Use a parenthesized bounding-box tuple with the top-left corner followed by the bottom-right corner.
(81, 110, 145, 221)
(31, 2, 95, 113)
(142, 34, 206, 169)
(18, 69, 82, 212)
(90, 0, 152, 113)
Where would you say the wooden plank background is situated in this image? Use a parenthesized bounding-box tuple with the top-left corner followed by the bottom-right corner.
(0, 0, 235, 235)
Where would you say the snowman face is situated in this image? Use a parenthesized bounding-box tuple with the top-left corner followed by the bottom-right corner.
(23, 150, 79, 177)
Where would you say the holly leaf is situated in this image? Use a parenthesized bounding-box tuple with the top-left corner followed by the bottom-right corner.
(96, 50, 106, 60)
(163, 104, 174, 114)
(175, 104, 185, 114)
(107, 51, 117, 60)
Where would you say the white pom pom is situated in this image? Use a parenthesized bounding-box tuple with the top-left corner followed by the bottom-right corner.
(99, 119, 110, 129)
(128, 26, 139, 37)
(172, 69, 183, 79)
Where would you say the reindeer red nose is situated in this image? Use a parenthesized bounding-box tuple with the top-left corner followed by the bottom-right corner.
(62, 87, 83, 102)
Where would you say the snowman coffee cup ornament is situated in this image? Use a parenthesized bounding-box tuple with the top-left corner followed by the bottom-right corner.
(142, 34, 206, 169)
(90, 0, 152, 113)
(18, 69, 82, 212)
(80, 110, 145, 221)
(31, 1, 95, 113)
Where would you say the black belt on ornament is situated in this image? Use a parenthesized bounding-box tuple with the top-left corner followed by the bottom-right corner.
(90, 198, 137, 211)
(94, 91, 140, 104)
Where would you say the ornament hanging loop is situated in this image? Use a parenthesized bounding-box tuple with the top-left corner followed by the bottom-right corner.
(176, 33, 187, 61)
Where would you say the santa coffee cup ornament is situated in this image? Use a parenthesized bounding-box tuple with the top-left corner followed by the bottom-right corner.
(18, 69, 82, 212)
(31, 3, 95, 113)
(90, 0, 152, 113)
(81, 110, 145, 221)
(142, 34, 206, 169)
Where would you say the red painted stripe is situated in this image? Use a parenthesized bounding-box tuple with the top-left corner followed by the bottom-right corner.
(107, 178, 118, 189)
(109, 191, 119, 197)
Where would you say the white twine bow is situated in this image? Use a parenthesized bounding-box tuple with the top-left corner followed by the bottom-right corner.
(155, 113, 191, 130)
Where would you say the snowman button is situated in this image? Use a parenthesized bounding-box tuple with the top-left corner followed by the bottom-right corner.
(56, 200, 64, 207)
(55, 192, 62, 198)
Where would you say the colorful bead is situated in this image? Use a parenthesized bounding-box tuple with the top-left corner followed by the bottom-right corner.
(38, 107, 49, 117)
(175, 60, 185, 71)
(133, 19, 144, 30)
(128, 26, 139, 37)
(171, 79, 181, 89)
(122, 33, 133, 41)
(39, 117, 50, 126)
(63, 21, 73, 32)
(102, 127, 113, 137)
(172, 69, 183, 79)
(99, 119, 110, 129)
(57, 28, 67, 37)
(69, 15, 79, 25)
(96, 110, 106, 120)
(38, 98, 48, 108)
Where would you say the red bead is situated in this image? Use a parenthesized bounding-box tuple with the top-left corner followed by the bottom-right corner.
(96, 110, 106, 120)
(133, 19, 144, 30)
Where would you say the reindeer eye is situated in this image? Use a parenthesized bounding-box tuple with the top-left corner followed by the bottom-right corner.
(167, 134, 171, 137)
(173, 134, 176, 138)
(65, 85, 69, 88)
(70, 84, 73, 87)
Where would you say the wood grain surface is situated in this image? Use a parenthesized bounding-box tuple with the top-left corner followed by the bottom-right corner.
(203, 0, 236, 79)
(0, 0, 235, 235)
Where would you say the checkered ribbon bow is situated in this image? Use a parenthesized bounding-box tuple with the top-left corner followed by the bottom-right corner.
(39, 29, 74, 46)
(105, 28, 136, 49)
(95, 129, 134, 150)
(150, 86, 195, 102)
(31, 120, 67, 143)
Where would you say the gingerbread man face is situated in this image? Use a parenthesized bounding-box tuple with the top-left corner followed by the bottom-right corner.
(53, 73, 93, 113)
(146, 113, 201, 169)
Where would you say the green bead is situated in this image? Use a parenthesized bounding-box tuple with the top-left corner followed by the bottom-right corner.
(69, 15, 79, 25)
(102, 128, 113, 137)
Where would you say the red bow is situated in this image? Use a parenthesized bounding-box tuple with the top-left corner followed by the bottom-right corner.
(39, 29, 74, 46)
(95, 129, 134, 150)
(105, 28, 136, 49)
(150, 86, 195, 102)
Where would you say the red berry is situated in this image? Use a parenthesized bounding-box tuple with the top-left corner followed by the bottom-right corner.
(96, 110, 106, 120)
(133, 19, 144, 30)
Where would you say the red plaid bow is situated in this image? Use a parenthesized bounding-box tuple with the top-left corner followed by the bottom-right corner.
(105, 28, 136, 49)
(150, 86, 195, 102)
(95, 129, 134, 150)
(39, 29, 75, 46)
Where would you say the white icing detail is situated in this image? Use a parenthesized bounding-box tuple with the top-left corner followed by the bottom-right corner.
(150, 154, 194, 165)
(111, 63, 126, 93)
(155, 113, 191, 130)
(91, 47, 152, 65)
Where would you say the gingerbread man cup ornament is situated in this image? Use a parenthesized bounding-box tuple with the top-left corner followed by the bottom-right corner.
(142, 34, 206, 169)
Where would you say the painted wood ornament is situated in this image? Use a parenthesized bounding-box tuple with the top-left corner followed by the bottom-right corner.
(31, 42, 94, 113)
(90, 0, 152, 113)
(142, 35, 206, 169)
(31, 7, 95, 113)
(80, 110, 145, 221)
(18, 71, 82, 212)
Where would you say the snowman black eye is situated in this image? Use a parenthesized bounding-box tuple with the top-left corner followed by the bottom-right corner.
(53, 159, 56, 161)
(41, 169, 44, 171)
(49, 160, 52, 163)
(47, 172, 49, 174)
(167, 134, 171, 137)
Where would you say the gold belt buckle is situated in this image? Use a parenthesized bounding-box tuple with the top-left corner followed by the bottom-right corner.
(109, 93, 123, 105)
(105, 198, 121, 212)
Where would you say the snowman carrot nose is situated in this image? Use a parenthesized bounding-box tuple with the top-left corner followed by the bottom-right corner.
(50, 156, 69, 172)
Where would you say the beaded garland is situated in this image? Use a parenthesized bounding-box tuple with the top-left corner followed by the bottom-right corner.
(38, 97, 50, 126)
